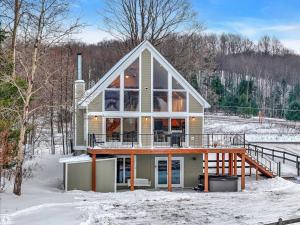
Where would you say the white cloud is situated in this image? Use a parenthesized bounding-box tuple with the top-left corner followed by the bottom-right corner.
(281, 39, 300, 54)
(72, 27, 114, 44)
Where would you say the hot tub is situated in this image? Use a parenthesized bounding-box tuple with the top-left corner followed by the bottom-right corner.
(199, 175, 238, 192)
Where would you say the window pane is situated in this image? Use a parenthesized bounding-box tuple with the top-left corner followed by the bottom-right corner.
(108, 76, 120, 88)
(153, 58, 168, 89)
(106, 118, 121, 141)
(172, 77, 184, 89)
(124, 58, 139, 89)
(117, 158, 124, 183)
(125, 158, 131, 182)
(105, 90, 120, 111)
(123, 118, 138, 142)
(172, 91, 186, 112)
(153, 91, 168, 112)
(154, 118, 169, 142)
(124, 91, 139, 111)
(171, 119, 185, 132)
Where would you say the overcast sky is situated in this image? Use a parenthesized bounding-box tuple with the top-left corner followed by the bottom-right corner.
(71, 0, 300, 54)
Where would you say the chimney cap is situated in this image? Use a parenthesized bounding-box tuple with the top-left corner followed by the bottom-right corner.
(77, 53, 82, 56)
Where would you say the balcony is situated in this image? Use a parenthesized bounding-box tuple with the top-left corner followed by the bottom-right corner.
(88, 133, 245, 149)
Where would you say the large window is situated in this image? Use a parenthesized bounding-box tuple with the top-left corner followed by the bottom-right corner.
(153, 58, 168, 89)
(105, 90, 120, 111)
(106, 118, 121, 141)
(153, 91, 168, 112)
(124, 59, 139, 89)
(124, 59, 139, 111)
(124, 91, 139, 111)
(172, 91, 186, 112)
(123, 118, 138, 142)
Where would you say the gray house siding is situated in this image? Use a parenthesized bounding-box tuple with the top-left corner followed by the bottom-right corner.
(88, 93, 103, 112)
(189, 116, 203, 147)
(189, 94, 204, 113)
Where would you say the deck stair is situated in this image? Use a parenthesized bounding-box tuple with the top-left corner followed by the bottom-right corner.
(238, 153, 275, 178)
(234, 142, 281, 178)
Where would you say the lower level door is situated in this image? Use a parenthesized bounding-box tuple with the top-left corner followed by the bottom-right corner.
(155, 157, 184, 188)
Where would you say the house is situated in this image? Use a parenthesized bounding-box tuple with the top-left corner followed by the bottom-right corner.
(60, 41, 257, 193)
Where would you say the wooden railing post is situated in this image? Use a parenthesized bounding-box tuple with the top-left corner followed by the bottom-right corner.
(204, 152, 209, 192)
(222, 153, 225, 175)
(168, 153, 172, 192)
(234, 153, 237, 176)
(216, 153, 219, 175)
(92, 153, 96, 191)
(130, 154, 135, 191)
(241, 153, 245, 191)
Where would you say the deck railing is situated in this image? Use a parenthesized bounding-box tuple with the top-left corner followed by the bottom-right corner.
(88, 133, 246, 149)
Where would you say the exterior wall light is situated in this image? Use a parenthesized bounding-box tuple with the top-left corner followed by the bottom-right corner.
(192, 117, 196, 121)
(95, 116, 98, 120)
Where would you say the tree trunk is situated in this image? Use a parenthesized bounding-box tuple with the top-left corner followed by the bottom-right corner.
(13, 161, 23, 195)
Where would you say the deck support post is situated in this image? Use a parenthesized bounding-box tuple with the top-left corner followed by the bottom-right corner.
(130, 154, 135, 191)
(204, 153, 209, 192)
(229, 153, 233, 176)
(241, 153, 245, 191)
(92, 153, 96, 191)
(234, 153, 237, 176)
(222, 153, 225, 175)
(216, 153, 219, 175)
(168, 154, 172, 192)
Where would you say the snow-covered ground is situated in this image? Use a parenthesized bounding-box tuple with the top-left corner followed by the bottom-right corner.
(1, 115, 300, 225)
(205, 115, 300, 143)
(1, 150, 300, 225)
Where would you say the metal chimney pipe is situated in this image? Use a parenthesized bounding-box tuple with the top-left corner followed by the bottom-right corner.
(77, 53, 82, 80)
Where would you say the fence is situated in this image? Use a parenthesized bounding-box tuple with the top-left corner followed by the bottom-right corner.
(247, 143, 300, 176)
(265, 217, 300, 225)
(88, 133, 246, 149)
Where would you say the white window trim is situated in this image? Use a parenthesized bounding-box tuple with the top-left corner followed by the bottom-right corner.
(154, 156, 184, 188)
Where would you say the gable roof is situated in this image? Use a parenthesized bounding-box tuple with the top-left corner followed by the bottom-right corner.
(78, 40, 210, 108)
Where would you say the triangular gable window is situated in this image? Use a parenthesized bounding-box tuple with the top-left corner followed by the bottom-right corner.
(172, 77, 184, 90)
(153, 58, 168, 89)
(124, 58, 139, 89)
(108, 76, 120, 88)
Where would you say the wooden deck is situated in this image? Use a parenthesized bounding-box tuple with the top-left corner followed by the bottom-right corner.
(88, 147, 247, 193)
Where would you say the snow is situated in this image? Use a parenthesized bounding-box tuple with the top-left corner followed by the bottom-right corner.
(1, 149, 300, 225)
(2, 115, 300, 224)
(59, 154, 92, 163)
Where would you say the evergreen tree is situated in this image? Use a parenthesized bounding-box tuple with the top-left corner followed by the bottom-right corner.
(286, 101, 300, 121)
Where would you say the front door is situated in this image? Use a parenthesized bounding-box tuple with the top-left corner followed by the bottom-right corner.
(155, 157, 184, 188)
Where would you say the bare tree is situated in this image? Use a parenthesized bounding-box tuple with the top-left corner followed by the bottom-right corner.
(1, 0, 81, 196)
(101, 0, 199, 48)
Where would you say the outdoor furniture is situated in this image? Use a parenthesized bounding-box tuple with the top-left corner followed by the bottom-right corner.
(127, 178, 151, 187)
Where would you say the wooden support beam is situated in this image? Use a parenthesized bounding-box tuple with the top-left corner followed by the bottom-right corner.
(216, 153, 219, 175)
(241, 153, 245, 191)
(222, 153, 225, 175)
(204, 153, 209, 192)
(92, 153, 96, 191)
(130, 154, 134, 191)
(168, 154, 172, 192)
(229, 153, 233, 176)
(234, 153, 237, 176)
